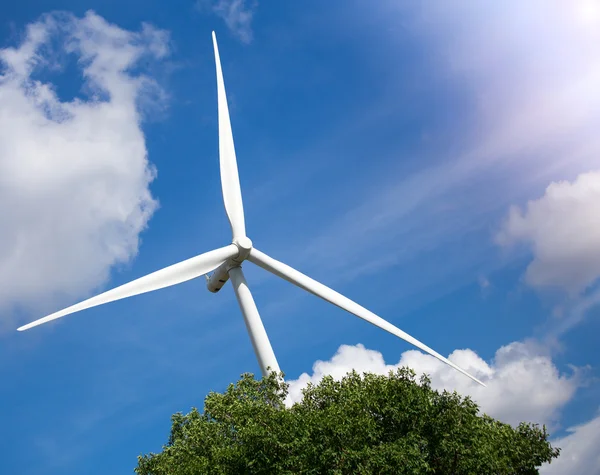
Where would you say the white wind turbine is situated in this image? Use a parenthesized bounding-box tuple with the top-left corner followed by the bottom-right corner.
(18, 32, 485, 387)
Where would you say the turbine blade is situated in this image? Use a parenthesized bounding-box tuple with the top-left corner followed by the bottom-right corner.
(229, 266, 280, 376)
(18, 244, 239, 332)
(248, 248, 486, 387)
(212, 31, 246, 241)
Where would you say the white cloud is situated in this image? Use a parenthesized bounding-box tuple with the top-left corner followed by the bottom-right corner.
(286, 341, 581, 428)
(198, 0, 257, 43)
(496, 170, 600, 295)
(283, 1, 600, 335)
(541, 411, 600, 475)
(284, 0, 600, 293)
(0, 12, 168, 317)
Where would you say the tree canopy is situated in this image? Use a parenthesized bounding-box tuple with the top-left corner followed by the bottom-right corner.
(136, 368, 560, 474)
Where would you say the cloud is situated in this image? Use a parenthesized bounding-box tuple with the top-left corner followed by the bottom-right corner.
(541, 411, 600, 475)
(496, 170, 600, 295)
(286, 341, 582, 428)
(276, 0, 600, 295)
(478, 275, 492, 298)
(197, 0, 257, 43)
(0, 12, 169, 317)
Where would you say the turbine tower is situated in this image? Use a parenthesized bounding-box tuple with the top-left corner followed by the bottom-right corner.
(18, 32, 485, 387)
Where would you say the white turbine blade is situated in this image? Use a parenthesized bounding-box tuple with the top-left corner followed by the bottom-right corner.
(212, 31, 246, 241)
(229, 266, 280, 376)
(18, 244, 239, 332)
(248, 248, 486, 387)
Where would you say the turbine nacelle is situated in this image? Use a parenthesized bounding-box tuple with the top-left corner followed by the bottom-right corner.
(206, 237, 253, 293)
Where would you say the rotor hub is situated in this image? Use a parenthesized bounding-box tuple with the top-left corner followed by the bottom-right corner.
(232, 236, 253, 263)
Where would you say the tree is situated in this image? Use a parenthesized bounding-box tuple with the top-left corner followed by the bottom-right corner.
(136, 369, 560, 474)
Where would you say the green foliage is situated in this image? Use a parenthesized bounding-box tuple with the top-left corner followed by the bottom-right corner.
(136, 368, 560, 474)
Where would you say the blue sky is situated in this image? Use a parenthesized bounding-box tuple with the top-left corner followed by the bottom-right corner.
(1, 1, 600, 473)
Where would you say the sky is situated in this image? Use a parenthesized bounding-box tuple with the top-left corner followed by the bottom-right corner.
(1, 0, 599, 473)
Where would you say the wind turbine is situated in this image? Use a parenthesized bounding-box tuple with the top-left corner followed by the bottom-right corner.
(18, 32, 486, 388)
